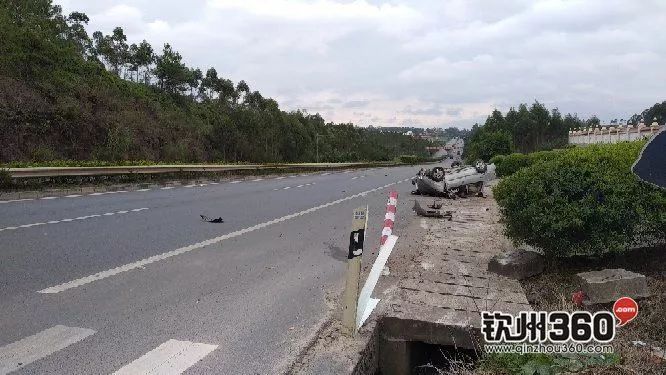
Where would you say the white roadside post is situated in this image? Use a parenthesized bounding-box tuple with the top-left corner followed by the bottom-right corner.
(342, 206, 368, 336)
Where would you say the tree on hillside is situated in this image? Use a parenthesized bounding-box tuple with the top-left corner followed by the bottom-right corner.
(154, 43, 189, 94)
(127, 40, 154, 83)
(200, 67, 219, 99)
(236, 80, 250, 104)
(92, 27, 129, 76)
(66, 11, 91, 57)
(134, 40, 154, 84)
(188, 68, 202, 98)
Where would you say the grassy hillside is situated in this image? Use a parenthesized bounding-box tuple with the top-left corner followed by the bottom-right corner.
(0, 0, 430, 165)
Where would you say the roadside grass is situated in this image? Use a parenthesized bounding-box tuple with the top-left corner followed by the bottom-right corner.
(511, 245, 666, 375)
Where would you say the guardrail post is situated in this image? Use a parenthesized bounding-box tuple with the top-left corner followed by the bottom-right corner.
(342, 206, 368, 336)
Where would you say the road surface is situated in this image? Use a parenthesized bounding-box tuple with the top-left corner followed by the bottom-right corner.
(0, 166, 421, 374)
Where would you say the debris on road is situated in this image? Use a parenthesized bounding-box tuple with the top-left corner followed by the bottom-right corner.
(427, 199, 443, 209)
(200, 215, 224, 223)
(412, 200, 452, 220)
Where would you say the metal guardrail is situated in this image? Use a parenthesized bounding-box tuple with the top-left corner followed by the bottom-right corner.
(5, 162, 378, 178)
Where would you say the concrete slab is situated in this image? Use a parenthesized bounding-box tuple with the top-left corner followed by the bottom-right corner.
(577, 268, 650, 304)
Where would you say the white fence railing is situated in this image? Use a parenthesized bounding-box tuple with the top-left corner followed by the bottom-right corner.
(569, 124, 663, 145)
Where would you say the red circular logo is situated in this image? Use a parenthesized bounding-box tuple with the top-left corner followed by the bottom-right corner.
(613, 297, 638, 327)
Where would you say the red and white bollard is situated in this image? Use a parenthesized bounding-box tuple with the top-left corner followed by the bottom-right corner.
(380, 191, 398, 246)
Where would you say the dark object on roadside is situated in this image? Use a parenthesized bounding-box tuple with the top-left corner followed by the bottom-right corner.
(487, 249, 545, 280)
(428, 199, 443, 209)
(632, 127, 666, 189)
(200, 215, 224, 223)
(413, 200, 452, 220)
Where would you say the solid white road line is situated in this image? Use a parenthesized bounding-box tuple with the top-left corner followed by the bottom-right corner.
(65, 194, 82, 198)
(252, 178, 264, 182)
(38, 180, 406, 294)
(136, 188, 151, 192)
(230, 181, 241, 184)
(351, 176, 358, 180)
(0, 325, 95, 374)
(161, 187, 175, 190)
(296, 184, 304, 188)
(321, 172, 330, 176)
(40, 197, 57, 200)
(283, 186, 291, 190)
(0, 208, 149, 233)
(275, 176, 286, 180)
(112, 339, 217, 375)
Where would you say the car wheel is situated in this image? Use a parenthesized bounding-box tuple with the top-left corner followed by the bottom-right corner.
(474, 160, 487, 173)
(430, 167, 445, 182)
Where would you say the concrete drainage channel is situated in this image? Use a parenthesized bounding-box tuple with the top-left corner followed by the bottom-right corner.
(352, 316, 480, 375)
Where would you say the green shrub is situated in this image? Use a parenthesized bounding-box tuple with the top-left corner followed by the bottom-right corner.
(0, 168, 11, 188)
(492, 149, 564, 177)
(493, 153, 532, 177)
(494, 141, 666, 258)
(398, 155, 419, 164)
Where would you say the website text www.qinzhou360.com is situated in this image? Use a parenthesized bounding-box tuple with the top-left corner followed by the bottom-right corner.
(485, 343, 615, 355)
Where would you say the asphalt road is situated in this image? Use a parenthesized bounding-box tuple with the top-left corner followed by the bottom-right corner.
(0, 165, 422, 374)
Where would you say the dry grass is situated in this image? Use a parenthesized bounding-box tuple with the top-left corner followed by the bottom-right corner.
(521, 246, 666, 374)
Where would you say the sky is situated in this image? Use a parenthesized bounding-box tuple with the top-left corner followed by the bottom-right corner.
(56, 0, 666, 129)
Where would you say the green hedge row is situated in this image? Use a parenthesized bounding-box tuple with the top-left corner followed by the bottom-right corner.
(490, 149, 564, 177)
(494, 141, 666, 258)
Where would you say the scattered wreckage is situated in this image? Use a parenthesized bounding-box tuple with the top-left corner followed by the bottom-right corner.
(411, 160, 496, 198)
(413, 199, 453, 220)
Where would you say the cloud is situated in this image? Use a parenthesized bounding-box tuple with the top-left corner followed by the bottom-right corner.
(57, 0, 666, 128)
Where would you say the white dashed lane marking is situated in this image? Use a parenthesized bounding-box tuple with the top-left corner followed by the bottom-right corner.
(273, 182, 316, 191)
(0, 325, 96, 374)
(0, 208, 149, 233)
(0, 198, 34, 204)
(37, 179, 405, 294)
(112, 339, 218, 375)
(0, 168, 375, 204)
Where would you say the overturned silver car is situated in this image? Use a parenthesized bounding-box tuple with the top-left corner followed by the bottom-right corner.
(411, 161, 496, 198)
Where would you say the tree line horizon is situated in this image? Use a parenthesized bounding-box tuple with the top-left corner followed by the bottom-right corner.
(1, 1, 663, 165)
